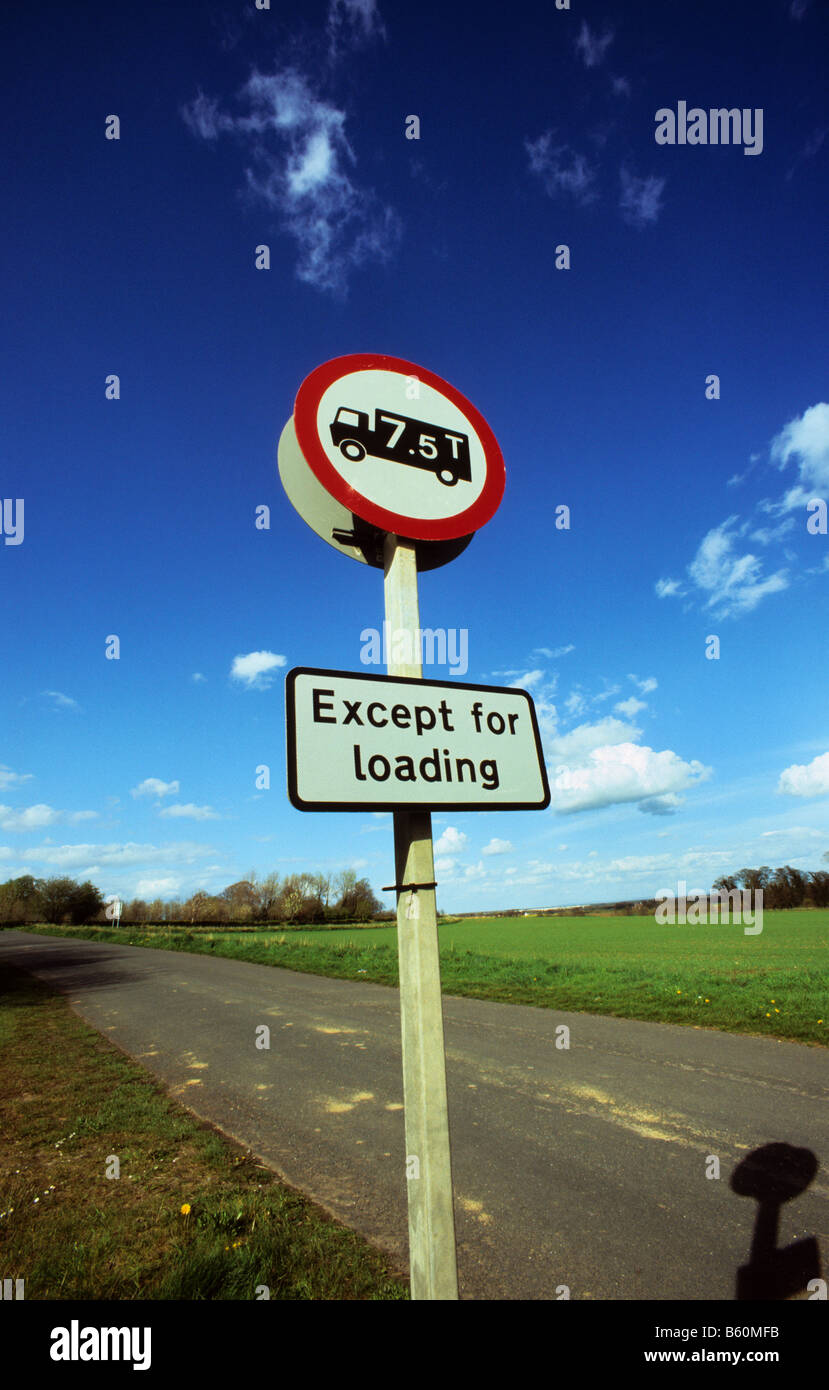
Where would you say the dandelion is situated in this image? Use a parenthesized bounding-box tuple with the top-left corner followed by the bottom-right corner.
(774, 1008, 780, 1013)
(766, 1013, 771, 1018)
(180, 1203, 191, 1216)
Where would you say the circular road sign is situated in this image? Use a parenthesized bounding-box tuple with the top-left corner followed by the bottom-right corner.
(292, 353, 505, 543)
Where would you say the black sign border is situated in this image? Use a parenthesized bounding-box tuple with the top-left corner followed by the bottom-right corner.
(285, 666, 551, 813)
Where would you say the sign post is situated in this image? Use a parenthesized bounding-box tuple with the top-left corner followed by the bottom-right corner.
(277, 353, 541, 1301)
(383, 532, 458, 1300)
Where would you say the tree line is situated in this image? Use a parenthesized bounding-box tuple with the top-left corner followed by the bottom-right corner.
(0, 869, 385, 928)
(712, 863, 829, 909)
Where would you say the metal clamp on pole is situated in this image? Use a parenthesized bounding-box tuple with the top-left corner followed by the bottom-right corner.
(381, 881, 438, 893)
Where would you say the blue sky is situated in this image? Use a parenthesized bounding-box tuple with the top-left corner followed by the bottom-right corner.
(2, 0, 828, 912)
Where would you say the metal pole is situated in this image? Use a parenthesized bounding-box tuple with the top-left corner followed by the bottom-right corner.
(383, 532, 459, 1301)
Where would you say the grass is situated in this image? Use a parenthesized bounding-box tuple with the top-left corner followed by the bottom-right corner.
(15, 909, 829, 1045)
(0, 962, 408, 1300)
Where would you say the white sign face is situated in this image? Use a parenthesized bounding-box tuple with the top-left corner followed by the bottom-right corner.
(286, 668, 550, 812)
(292, 354, 505, 543)
(314, 370, 488, 521)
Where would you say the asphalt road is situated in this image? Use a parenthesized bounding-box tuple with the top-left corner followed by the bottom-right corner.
(1, 930, 827, 1300)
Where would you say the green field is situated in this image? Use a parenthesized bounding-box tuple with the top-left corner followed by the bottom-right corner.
(22, 909, 828, 1045)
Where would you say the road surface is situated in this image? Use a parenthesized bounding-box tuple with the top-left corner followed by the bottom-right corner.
(1, 930, 826, 1300)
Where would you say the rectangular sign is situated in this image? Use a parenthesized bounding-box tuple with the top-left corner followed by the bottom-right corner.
(286, 667, 550, 811)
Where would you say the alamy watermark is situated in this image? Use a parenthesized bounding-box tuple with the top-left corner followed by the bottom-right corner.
(655, 103, 763, 156)
(360, 623, 468, 676)
(2, 499, 24, 545)
(655, 881, 763, 935)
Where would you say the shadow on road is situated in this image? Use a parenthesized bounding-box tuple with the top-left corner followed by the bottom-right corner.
(731, 1142, 823, 1299)
(0, 939, 150, 1003)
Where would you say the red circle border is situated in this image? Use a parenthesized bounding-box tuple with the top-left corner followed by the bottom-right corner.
(293, 353, 505, 542)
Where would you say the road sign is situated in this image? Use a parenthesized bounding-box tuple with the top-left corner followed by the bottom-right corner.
(277, 415, 473, 570)
(286, 667, 550, 812)
(291, 353, 505, 542)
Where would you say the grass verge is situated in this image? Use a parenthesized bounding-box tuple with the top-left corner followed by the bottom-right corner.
(0, 962, 408, 1300)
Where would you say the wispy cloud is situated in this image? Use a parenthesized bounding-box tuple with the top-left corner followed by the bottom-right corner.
(525, 132, 598, 204)
(687, 519, 789, 617)
(0, 765, 33, 791)
(786, 126, 826, 180)
(533, 644, 574, 659)
(657, 403, 827, 618)
(327, 0, 385, 58)
(619, 167, 665, 227)
(41, 690, 80, 711)
(182, 62, 400, 295)
(482, 838, 513, 856)
(0, 804, 97, 832)
(230, 650, 286, 690)
(789, 0, 812, 19)
(158, 803, 221, 821)
(575, 22, 614, 68)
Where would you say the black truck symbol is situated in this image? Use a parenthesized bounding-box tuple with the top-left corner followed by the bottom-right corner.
(329, 406, 472, 486)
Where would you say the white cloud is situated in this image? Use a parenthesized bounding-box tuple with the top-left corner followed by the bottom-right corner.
(183, 67, 400, 295)
(769, 402, 829, 510)
(434, 856, 456, 876)
(526, 132, 598, 204)
(508, 669, 544, 690)
(0, 803, 62, 832)
(612, 76, 631, 96)
(575, 22, 614, 67)
(790, 0, 812, 18)
(549, 741, 710, 815)
(158, 804, 220, 821)
(778, 751, 829, 798)
(614, 697, 647, 718)
(619, 167, 665, 227)
(0, 766, 33, 791)
(131, 778, 180, 799)
(546, 716, 642, 765)
(434, 827, 468, 855)
(230, 650, 286, 689)
(191, 672, 206, 683)
(629, 675, 658, 694)
(482, 838, 513, 856)
(686, 519, 789, 617)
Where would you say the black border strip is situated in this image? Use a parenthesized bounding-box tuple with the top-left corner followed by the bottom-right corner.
(285, 666, 551, 813)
